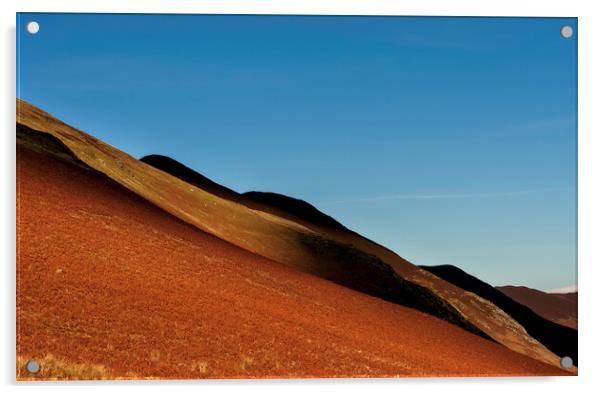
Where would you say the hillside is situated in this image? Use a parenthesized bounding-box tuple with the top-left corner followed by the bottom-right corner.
(420, 265, 577, 365)
(241, 191, 348, 231)
(140, 155, 348, 231)
(140, 154, 241, 201)
(498, 286, 578, 329)
(18, 136, 574, 378)
(16, 99, 566, 370)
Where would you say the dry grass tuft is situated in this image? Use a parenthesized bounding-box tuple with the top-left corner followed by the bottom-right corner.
(191, 361, 209, 375)
(149, 350, 161, 362)
(17, 355, 110, 380)
(240, 356, 253, 371)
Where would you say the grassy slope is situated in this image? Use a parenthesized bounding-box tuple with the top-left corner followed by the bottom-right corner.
(16, 146, 571, 379)
(16, 98, 561, 368)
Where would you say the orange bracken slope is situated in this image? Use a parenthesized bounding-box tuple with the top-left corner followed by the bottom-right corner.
(16, 144, 570, 379)
(15, 99, 564, 369)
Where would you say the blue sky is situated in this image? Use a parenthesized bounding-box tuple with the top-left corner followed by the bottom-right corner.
(17, 14, 577, 291)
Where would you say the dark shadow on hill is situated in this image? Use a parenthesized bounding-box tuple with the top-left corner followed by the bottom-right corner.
(17, 124, 98, 173)
(243, 192, 347, 231)
(141, 154, 348, 231)
(298, 233, 492, 341)
(140, 154, 240, 200)
(420, 264, 577, 365)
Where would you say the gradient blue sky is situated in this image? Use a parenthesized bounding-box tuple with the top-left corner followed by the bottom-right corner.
(17, 14, 577, 291)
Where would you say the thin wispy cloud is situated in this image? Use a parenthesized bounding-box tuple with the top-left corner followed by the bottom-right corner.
(546, 284, 577, 294)
(325, 187, 570, 204)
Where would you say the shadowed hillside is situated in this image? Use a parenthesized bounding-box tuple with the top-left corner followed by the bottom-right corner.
(420, 265, 577, 366)
(242, 192, 347, 231)
(140, 154, 240, 201)
(141, 155, 347, 231)
(497, 286, 577, 329)
(139, 154, 490, 337)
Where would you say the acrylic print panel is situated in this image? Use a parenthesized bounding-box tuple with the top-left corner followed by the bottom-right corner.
(16, 13, 577, 380)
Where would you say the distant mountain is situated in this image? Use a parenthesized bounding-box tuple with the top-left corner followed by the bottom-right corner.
(419, 265, 577, 365)
(497, 286, 577, 329)
(546, 285, 577, 294)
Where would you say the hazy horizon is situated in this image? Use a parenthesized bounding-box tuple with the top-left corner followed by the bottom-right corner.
(17, 13, 577, 291)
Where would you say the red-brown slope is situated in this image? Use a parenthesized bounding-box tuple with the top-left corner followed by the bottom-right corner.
(497, 286, 578, 329)
(15, 99, 563, 368)
(16, 146, 569, 379)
